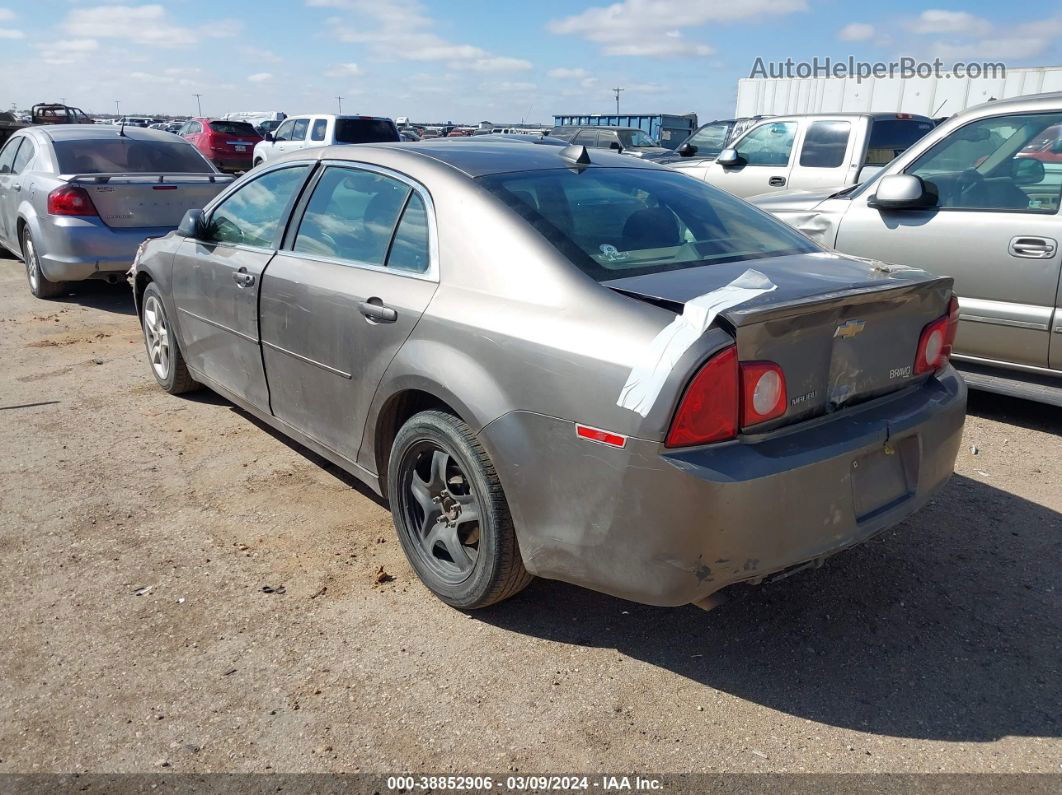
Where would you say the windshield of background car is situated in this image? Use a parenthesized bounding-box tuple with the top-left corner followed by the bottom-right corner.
(208, 121, 258, 136)
(686, 123, 730, 155)
(619, 130, 657, 148)
(53, 139, 214, 174)
(478, 167, 817, 281)
(334, 119, 400, 144)
(865, 119, 935, 166)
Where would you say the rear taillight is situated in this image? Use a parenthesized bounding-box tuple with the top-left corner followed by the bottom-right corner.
(665, 346, 739, 448)
(47, 185, 97, 216)
(739, 361, 787, 427)
(914, 296, 960, 375)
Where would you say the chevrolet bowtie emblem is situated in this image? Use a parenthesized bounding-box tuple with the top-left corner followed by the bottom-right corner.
(835, 319, 866, 339)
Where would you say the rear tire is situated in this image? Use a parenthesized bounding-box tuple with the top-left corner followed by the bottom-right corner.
(388, 410, 532, 609)
(21, 228, 64, 299)
(140, 282, 199, 395)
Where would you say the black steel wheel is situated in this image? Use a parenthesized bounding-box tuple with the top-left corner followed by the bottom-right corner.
(389, 410, 532, 609)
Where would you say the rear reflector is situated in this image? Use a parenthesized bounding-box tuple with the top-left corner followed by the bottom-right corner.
(575, 424, 627, 448)
(665, 346, 739, 448)
(739, 361, 787, 427)
(47, 185, 97, 216)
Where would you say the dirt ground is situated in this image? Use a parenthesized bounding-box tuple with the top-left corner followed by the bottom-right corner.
(0, 252, 1059, 776)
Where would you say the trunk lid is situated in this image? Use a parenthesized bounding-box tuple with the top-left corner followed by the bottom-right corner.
(604, 252, 954, 425)
(68, 174, 233, 229)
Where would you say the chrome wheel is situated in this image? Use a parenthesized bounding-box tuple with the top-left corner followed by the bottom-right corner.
(24, 236, 39, 292)
(399, 442, 482, 584)
(142, 295, 171, 380)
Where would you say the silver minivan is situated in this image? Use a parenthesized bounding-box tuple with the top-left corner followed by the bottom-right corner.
(753, 93, 1062, 405)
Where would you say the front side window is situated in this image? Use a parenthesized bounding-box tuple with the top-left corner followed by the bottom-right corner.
(291, 118, 310, 141)
(311, 119, 327, 142)
(478, 167, 816, 282)
(735, 121, 798, 166)
(0, 138, 22, 174)
(273, 119, 296, 142)
(686, 123, 731, 156)
(12, 139, 35, 174)
(293, 167, 410, 265)
(905, 112, 1062, 213)
(799, 121, 851, 168)
(206, 165, 310, 247)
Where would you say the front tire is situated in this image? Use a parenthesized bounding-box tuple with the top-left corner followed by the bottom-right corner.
(21, 228, 64, 299)
(388, 410, 532, 609)
(140, 283, 199, 394)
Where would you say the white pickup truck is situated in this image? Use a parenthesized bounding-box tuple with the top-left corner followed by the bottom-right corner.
(252, 114, 399, 167)
(670, 113, 935, 199)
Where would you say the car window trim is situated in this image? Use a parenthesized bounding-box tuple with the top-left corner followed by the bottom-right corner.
(199, 162, 316, 251)
(280, 159, 439, 282)
(0, 136, 23, 175)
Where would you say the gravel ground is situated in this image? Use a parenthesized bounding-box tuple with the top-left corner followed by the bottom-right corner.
(0, 253, 1059, 775)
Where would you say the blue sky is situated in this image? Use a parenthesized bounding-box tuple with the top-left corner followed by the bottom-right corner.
(2, 1, 1060, 123)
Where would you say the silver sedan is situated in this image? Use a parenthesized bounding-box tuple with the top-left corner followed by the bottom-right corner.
(131, 141, 966, 609)
(0, 125, 230, 298)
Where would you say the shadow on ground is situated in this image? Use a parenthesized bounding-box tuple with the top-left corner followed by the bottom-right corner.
(967, 390, 1060, 435)
(49, 280, 137, 316)
(477, 477, 1061, 743)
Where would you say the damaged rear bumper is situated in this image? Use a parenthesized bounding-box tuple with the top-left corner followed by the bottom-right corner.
(479, 367, 966, 607)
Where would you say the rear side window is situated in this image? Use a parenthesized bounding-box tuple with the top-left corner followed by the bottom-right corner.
(311, 119, 327, 142)
(387, 193, 430, 273)
(333, 119, 400, 144)
(207, 165, 311, 248)
(208, 121, 257, 136)
(799, 121, 851, 168)
(865, 119, 935, 166)
(12, 139, 35, 174)
(293, 166, 409, 264)
(53, 139, 214, 174)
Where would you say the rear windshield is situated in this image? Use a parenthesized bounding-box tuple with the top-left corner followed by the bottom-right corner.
(53, 139, 214, 174)
(865, 119, 935, 166)
(477, 167, 816, 281)
(208, 121, 258, 136)
(334, 119, 400, 144)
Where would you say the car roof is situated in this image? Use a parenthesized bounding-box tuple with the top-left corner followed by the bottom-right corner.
(958, 90, 1062, 118)
(36, 124, 186, 143)
(288, 139, 661, 178)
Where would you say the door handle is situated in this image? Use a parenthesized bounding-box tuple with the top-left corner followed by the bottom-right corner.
(1009, 236, 1057, 259)
(768, 176, 787, 187)
(359, 298, 397, 323)
(232, 267, 255, 288)
(12, 183, 20, 191)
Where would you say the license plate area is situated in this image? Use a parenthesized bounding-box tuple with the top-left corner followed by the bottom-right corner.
(851, 435, 919, 522)
(233, 144, 247, 151)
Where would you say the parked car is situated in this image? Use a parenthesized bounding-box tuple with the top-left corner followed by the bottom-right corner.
(252, 115, 400, 166)
(751, 92, 1062, 406)
(399, 129, 422, 142)
(130, 141, 965, 610)
(426, 133, 567, 147)
(647, 116, 770, 164)
(255, 119, 283, 137)
(549, 126, 669, 158)
(178, 118, 262, 173)
(31, 103, 94, 125)
(672, 113, 935, 198)
(118, 117, 153, 128)
(0, 124, 232, 298)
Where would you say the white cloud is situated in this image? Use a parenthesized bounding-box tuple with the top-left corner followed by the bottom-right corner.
(247, 72, 273, 83)
(62, 4, 240, 48)
(35, 38, 98, 65)
(910, 10, 992, 37)
(325, 62, 363, 77)
(548, 67, 589, 79)
(548, 0, 805, 57)
(838, 22, 874, 42)
(0, 28, 23, 39)
(316, 0, 533, 70)
(239, 45, 281, 63)
(0, 8, 14, 22)
(915, 13, 1062, 60)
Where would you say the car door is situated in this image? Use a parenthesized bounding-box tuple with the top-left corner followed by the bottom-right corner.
(258, 162, 438, 464)
(282, 118, 310, 155)
(171, 163, 313, 408)
(262, 118, 296, 161)
(0, 136, 24, 246)
(698, 119, 800, 198)
(786, 118, 857, 192)
(834, 110, 1062, 370)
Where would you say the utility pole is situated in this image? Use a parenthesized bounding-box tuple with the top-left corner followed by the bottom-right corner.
(115, 99, 121, 117)
(337, 96, 343, 114)
(612, 87, 624, 115)
(194, 93, 203, 116)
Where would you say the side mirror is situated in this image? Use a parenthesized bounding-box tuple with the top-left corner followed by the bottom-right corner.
(264, 133, 274, 143)
(677, 143, 697, 157)
(716, 148, 741, 167)
(609, 141, 623, 152)
(869, 174, 938, 210)
(176, 209, 206, 239)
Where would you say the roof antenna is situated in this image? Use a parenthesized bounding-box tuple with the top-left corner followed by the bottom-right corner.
(560, 143, 591, 165)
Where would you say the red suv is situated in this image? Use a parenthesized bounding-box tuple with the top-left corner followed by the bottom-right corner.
(179, 118, 261, 173)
